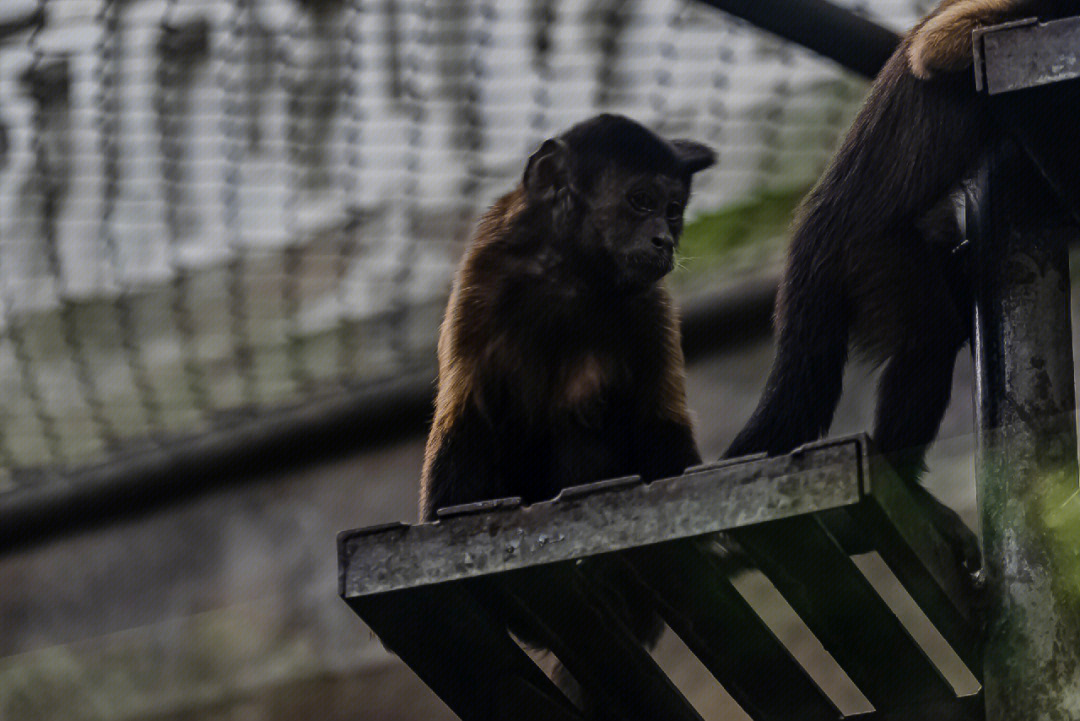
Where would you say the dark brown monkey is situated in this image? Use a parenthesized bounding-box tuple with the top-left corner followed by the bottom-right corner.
(420, 113, 714, 520)
(418, 114, 714, 715)
(725, 0, 1066, 569)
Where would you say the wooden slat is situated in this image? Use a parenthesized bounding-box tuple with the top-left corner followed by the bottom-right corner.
(348, 583, 583, 721)
(496, 564, 704, 721)
(735, 516, 955, 711)
(856, 452, 982, 676)
(623, 539, 840, 721)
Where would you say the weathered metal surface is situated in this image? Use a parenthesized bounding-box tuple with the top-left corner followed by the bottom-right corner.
(624, 540, 840, 721)
(735, 516, 955, 710)
(975, 16, 1080, 223)
(970, 142, 1080, 720)
(346, 582, 583, 721)
(496, 564, 704, 721)
(974, 16, 1080, 94)
(437, 496, 523, 519)
(339, 436, 864, 598)
(854, 450, 982, 675)
(340, 433, 991, 719)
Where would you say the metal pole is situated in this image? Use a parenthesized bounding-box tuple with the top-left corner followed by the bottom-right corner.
(970, 141, 1080, 720)
(696, 0, 899, 79)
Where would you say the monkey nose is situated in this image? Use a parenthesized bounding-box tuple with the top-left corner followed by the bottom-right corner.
(651, 235, 674, 252)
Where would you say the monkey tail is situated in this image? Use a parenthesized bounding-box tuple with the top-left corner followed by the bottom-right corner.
(724, 218, 849, 459)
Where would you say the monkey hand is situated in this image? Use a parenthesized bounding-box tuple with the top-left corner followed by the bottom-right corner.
(930, 501, 987, 613)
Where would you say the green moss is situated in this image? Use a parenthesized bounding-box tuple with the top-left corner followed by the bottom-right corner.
(674, 184, 808, 287)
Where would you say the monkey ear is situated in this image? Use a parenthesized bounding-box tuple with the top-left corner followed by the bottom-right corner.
(671, 139, 717, 175)
(524, 138, 571, 201)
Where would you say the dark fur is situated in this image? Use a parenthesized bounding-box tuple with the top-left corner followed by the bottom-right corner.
(421, 114, 713, 519)
(419, 115, 714, 714)
(725, 0, 1061, 568)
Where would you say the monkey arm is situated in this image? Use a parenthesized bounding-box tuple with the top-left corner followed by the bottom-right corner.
(634, 299, 702, 480)
(419, 403, 503, 522)
(632, 415, 702, 482)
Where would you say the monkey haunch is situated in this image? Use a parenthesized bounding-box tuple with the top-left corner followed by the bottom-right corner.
(421, 114, 714, 521)
(726, 0, 1068, 576)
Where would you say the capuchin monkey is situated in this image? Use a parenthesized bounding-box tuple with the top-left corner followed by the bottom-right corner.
(420, 114, 714, 518)
(419, 113, 715, 715)
(725, 0, 1066, 573)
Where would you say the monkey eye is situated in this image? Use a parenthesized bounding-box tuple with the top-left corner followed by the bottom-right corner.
(628, 191, 657, 214)
(665, 201, 683, 221)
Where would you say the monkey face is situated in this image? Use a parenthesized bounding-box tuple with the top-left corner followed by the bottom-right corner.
(586, 170, 689, 292)
(522, 115, 715, 294)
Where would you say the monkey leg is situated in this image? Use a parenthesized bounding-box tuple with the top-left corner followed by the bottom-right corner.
(861, 239, 981, 579)
(850, 201, 968, 477)
(840, 198, 981, 578)
(873, 338, 983, 580)
(546, 561, 665, 721)
(724, 238, 849, 459)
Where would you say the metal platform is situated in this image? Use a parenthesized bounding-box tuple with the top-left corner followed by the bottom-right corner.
(339, 11, 1080, 721)
(339, 435, 982, 721)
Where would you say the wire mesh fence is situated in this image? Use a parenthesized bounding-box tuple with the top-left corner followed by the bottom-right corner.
(0, 0, 931, 488)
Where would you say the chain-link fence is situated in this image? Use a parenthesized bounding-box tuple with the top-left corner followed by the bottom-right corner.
(0, 0, 932, 488)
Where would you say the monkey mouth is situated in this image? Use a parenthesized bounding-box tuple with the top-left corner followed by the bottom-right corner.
(621, 253, 674, 289)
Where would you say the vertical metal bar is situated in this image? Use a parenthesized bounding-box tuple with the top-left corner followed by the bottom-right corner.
(96, 0, 165, 441)
(282, 0, 306, 393)
(222, 0, 258, 408)
(590, 0, 628, 109)
(970, 141, 1080, 721)
(460, 0, 485, 205)
(31, 9, 119, 454)
(750, 26, 795, 195)
(13, 6, 65, 465)
(337, 0, 364, 380)
(388, 0, 422, 366)
(647, 0, 677, 133)
(156, 5, 213, 420)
